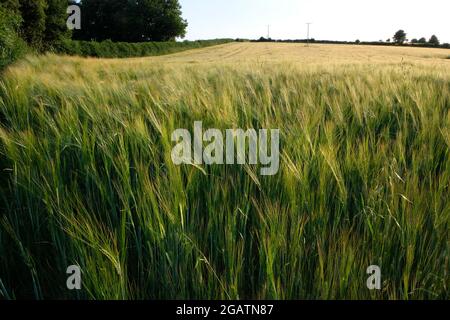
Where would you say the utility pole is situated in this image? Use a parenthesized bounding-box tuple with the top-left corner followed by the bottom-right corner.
(306, 23, 312, 46)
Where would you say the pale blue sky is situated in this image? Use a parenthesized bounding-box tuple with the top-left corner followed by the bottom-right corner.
(179, 0, 450, 43)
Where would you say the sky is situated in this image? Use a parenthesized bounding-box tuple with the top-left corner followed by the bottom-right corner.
(179, 0, 450, 43)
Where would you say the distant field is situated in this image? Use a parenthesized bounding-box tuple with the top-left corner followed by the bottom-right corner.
(137, 42, 450, 64)
(0, 43, 449, 299)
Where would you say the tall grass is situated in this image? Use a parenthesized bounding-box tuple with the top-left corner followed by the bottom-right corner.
(0, 53, 448, 299)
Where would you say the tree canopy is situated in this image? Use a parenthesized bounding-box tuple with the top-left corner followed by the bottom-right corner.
(0, 0, 69, 50)
(44, 0, 70, 47)
(0, 3, 26, 69)
(393, 30, 407, 44)
(0, 0, 188, 50)
(73, 0, 188, 42)
(429, 35, 440, 46)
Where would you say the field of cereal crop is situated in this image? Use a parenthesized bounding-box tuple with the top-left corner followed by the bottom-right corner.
(0, 43, 449, 299)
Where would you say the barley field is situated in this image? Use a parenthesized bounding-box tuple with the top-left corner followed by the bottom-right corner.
(0, 43, 449, 299)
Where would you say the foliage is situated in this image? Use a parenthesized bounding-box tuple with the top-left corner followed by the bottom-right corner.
(73, 0, 188, 42)
(17, 0, 47, 49)
(393, 30, 407, 44)
(43, 0, 71, 49)
(56, 39, 234, 58)
(429, 35, 440, 46)
(0, 4, 26, 71)
(0, 0, 68, 52)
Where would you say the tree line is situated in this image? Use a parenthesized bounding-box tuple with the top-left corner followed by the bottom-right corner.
(0, 0, 189, 69)
(393, 30, 441, 46)
(0, 0, 187, 51)
(254, 30, 448, 49)
(71, 0, 187, 42)
(1, 0, 69, 50)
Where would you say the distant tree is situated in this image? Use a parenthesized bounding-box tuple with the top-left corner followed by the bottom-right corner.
(386, 38, 391, 43)
(355, 39, 360, 44)
(393, 30, 407, 44)
(429, 35, 440, 46)
(411, 38, 418, 44)
(443, 43, 450, 49)
(418, 37, 427, 44)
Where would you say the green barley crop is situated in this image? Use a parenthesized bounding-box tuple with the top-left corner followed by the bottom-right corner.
(0, 46, 449, 299)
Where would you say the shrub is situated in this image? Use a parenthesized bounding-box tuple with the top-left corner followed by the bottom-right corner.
(56, 39, 235, 58)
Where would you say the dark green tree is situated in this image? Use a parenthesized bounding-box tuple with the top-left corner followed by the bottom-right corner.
(418, 37, 427, 44)
(43, 0, 70, 48)
(74, 0, 187, 42)
(73, 0, 125, 41)
(0, 0, 20, 12)
(18, 0, 47, 49)
(0, 2, 26, 69)
(428, 35, 440, 46)
(393, 30, 407, 44)
(135, 0, 188, 41)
